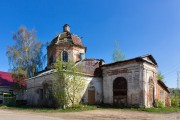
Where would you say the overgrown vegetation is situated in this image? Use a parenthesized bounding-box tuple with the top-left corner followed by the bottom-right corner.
(171, 89, 180, 107)
(154, 99, 164, 108)
(158, 72, 164, 81)
(52, 60, 86, 109)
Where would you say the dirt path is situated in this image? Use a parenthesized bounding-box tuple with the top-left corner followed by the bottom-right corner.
(0, 109, 63, 120)
(0, 109, 180, 120)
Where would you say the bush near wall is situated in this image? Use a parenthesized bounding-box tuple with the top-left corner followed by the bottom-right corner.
(154, 99, 164, 108)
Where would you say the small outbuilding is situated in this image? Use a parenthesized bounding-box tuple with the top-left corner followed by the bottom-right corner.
(0, 71, 25, 104)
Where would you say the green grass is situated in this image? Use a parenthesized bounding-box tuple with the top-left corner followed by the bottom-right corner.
(97, 104, 180, 113)
(124, 107, 180, 113)
(1, 104, 180, 113)
(0, 104, 97, 112)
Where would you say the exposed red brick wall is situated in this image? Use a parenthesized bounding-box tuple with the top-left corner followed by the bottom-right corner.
(156, 83, 171, 107)
(47, 44, 85, 69)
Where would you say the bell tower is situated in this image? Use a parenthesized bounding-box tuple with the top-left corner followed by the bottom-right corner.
(47, 24, 86, 69)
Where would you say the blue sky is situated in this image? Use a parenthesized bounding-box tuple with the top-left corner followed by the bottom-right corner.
(0, 0, 180, 88)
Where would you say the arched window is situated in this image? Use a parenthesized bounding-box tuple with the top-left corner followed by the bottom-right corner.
(62, 51, 68, 62)
(49, 55, 53, 64)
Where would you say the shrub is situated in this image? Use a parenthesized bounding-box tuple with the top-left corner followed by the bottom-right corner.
(154, 99, 164, 108)
(171, 95, 179, 107)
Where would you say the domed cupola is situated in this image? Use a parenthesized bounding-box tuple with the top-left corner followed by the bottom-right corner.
(47, 24, 86, 69)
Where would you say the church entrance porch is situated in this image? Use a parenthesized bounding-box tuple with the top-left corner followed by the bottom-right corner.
(113, 77, 127, 107)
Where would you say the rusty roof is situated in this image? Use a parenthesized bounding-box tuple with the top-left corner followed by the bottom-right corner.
(158, 80, 170, 93)
(49, 32, 85, 48)
(76, 59, 103, 77)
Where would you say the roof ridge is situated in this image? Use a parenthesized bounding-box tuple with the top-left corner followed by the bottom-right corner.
(102, 54, 156, 67)
(0, 71, 9, 73)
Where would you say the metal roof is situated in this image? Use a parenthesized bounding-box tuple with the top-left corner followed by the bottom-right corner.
(101, 54, 157, 67)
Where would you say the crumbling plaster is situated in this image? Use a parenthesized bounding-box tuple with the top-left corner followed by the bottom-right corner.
(101, 61, 158, 107)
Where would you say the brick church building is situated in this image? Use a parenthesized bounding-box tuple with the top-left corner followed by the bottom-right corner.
(26, 24, 171, 107)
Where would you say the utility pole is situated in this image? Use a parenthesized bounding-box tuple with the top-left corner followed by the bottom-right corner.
(177, 71, 180, 90)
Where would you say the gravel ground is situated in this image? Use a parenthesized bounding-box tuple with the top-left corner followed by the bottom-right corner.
(0, 109, 180, 120)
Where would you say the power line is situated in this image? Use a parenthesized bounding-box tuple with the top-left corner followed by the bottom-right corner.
(163, 65, 180, 76)
(160, 62, 180, 73)
(164, 71, 176, 77)
(161, 61, 180, 76)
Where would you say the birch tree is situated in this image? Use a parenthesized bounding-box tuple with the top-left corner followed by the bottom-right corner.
(6, 26, 45, 79)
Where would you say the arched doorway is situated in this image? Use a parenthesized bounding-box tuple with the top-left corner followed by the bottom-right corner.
(113, 77, 127, 107)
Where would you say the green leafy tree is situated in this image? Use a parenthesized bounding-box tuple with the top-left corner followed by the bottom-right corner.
(11, 71, 26, 89)
(52, 59, 86, 108)
(171, 89, 180, 107)
(6, 26, 46, 78)
(112, 40, 125, 62)
(158, 72, 164, 81)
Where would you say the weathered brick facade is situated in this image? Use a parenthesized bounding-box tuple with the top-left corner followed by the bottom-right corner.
(101, 55, 158, 107)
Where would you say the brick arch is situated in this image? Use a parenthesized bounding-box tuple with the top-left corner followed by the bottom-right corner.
(113, 77, 127, 107)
